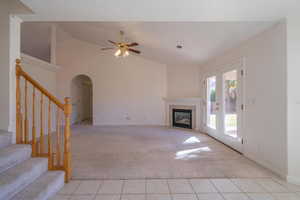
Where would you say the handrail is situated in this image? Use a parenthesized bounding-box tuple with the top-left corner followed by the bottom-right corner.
(16, 59, 64, 110)
(15, 59, 72, 183)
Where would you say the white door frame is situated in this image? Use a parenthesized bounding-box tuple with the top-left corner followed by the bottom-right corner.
(202, 59, 245, 153)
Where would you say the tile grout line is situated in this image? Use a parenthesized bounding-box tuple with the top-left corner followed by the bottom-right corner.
(230, 178, 294, 199)
(120, 179, 125, 200)
(270, 177, 300, 193)
(227, 178, 270, 199)
(254, 178, 289, 196)
(228, 178, 252, 200)
(145, 179, 147, 200)
(208, 179, 226, 200)
(187, 178, 200, 200)
(71, 180, 82, 197)
(166, 179, 174, 200)
(61, 178, 300, 200)
(223, 178, 300, 199)
(93, 180, 103, 200)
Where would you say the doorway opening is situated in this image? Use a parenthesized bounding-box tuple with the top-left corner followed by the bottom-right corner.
(71, 75, 93, 125)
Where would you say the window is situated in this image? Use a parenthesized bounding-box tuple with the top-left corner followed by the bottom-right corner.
(223, 70, 237, 137)
(206, 76, 217, 129)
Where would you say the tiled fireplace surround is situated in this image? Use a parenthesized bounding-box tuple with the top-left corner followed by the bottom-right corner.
(164, 97, 202, 130)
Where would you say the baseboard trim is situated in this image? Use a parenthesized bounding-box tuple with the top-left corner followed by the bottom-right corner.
(200, 129, 287, 179)
(244, 151, 286, 179)
(287, 175, 300, 185)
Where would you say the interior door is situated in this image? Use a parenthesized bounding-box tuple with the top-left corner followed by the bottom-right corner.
(204, 62, 244, 152)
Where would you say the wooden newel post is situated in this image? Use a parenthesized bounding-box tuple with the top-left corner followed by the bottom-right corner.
(63, 97, 72, 182)
(16, 59, 22, 144)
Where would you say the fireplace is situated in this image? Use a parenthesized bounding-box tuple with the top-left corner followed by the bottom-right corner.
(172, 109, 192, 129)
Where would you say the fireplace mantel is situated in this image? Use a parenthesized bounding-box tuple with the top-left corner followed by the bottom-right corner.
(163, 97, 203, 130)
(163, 97, 202, 103)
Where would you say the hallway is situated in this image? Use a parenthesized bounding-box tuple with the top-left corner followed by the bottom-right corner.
(71, 126, 274, 180)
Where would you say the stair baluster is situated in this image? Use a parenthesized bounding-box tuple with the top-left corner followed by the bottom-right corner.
(15, 59, 72, 182)
(63, 97, 72, 182)
(32, 87, 37, 157)
(16, 63, 21, 144)
(40, 93, 44, 155)
(24, 80, 29, 144)
(55, 108, 61, 168)
(48, 99, 53, 169)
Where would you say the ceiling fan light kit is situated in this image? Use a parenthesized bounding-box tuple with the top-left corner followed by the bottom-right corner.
(114, 48, 130, 57)
(102, 31, 141, 58)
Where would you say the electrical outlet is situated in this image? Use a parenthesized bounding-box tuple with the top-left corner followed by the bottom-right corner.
(125, 114, 131, 120)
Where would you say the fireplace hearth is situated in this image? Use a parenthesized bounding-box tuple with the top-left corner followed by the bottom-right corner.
(172, 109, 192, 129)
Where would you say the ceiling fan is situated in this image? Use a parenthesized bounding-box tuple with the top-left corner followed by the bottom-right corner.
(101, 31, 141, 57)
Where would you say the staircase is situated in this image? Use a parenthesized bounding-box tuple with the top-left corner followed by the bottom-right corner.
(0, 59, 72, 200)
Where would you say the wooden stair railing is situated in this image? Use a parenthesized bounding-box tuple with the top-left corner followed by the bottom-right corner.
(15, 59, 72, 182)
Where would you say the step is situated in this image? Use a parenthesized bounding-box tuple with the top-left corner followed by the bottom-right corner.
(0, 144, 32, 173)
(0, 130, 12, 149)
(0, 157, 48, 200)
(11, 171, 65, 200)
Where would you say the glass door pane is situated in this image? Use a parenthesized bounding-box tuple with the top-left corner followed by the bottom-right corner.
(223, 70, 238, 137)
(206, 76, 217, 129)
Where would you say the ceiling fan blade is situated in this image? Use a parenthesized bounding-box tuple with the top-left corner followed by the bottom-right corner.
(127, 42, 139, 47)
(108, 40, 117, 46)
(101, 47, 115, 50)
(128, 48, 141, 54)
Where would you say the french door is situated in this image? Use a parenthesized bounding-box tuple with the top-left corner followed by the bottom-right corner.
(204, 62, 244, 152)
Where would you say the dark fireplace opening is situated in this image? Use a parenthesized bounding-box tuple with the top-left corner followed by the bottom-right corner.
(172, 109, 192, 129)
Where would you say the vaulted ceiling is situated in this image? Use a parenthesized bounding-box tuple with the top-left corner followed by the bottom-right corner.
(19, 0, 298, 21)
(22, 22, 276, 65)
(19, 0, 295, 65)
(58, 22, 276, 65)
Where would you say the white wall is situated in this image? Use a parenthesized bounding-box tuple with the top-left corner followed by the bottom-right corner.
(21, 23, 51, 63)
(20, 53, 60, 134)
(0, 2, 12, 131)
(21, 54, 58, 95)
(199, 22, 287, 177)
(0, 0, 50, 137)
(1, 0, 30, 133)
(167, 65, 201, 98)
(56, 34, 167, 126)
(8, 16, 22, 138)
(287, 14, 300, 184)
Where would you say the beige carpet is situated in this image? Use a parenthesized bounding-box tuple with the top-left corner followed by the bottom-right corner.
(71, 125, 274, 180)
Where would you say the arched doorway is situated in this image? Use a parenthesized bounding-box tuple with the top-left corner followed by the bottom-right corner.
(71, 75, 93, 125)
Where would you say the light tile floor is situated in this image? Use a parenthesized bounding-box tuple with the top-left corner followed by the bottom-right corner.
(51, 178, 300, 200)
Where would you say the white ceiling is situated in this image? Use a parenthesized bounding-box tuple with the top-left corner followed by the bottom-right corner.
(57, 22, 275, 65)
(18, 0, 290, 65)
(19, 0, 298, 21)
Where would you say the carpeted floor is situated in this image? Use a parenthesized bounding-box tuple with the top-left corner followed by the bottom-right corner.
(71, 125, 274, 180)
